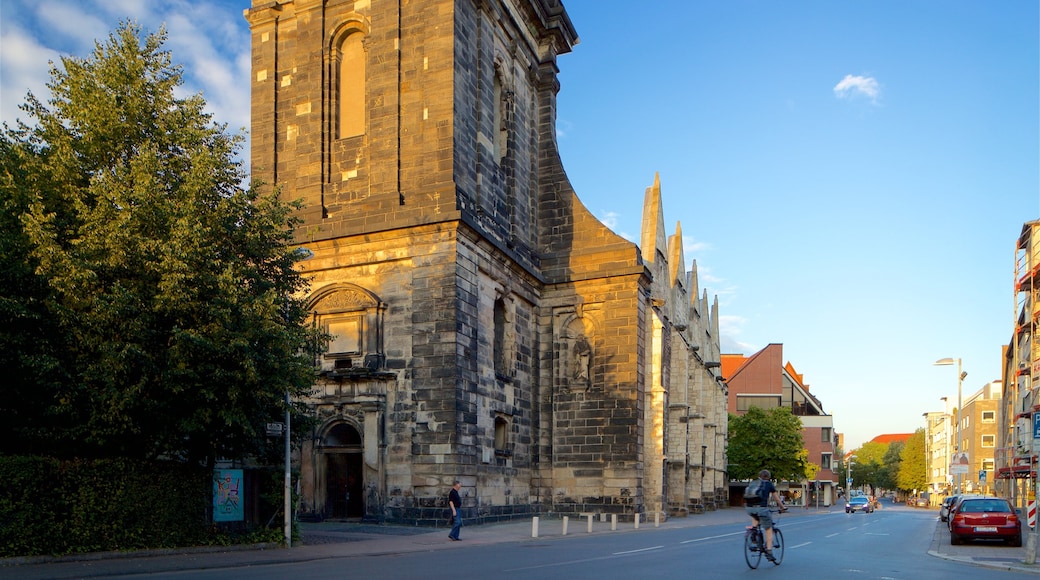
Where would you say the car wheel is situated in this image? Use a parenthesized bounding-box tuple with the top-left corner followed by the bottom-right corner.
(950, 533, 961, 545)
(1010, 535, 1023, 548)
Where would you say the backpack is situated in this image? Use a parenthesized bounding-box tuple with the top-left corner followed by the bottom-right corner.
(744, 478, 763, 502)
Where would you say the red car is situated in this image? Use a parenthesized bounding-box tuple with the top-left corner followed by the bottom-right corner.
(948, 497, 1022, 547)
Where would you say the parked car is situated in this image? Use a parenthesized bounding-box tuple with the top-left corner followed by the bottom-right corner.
(846, 496, 874, 513)
(940, 495, 961, 522)
(913, 495, 930, 508)
(948, 496, 1022, 547)
(946, 495, 985, 530)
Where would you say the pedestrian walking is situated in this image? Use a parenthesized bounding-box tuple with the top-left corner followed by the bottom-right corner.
(448, 480, 462, 541)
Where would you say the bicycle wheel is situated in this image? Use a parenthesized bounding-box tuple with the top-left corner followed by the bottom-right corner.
(744, 528, 762, 569)
(771, 528, 784, 565)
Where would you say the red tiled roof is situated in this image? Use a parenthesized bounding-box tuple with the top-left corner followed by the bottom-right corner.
(869, 433, 913, 445)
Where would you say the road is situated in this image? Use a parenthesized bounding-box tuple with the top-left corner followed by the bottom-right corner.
(18, 504, 1031, 579)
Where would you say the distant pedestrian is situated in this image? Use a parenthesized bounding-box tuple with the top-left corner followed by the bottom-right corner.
(448, 481, 462, 541)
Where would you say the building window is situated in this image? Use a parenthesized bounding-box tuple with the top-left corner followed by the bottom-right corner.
(981, 434, 995, 448)
(736, 395, 782, 412)
(982, 411, 995, 423)
(492, 65, 509, 161)
(982, 459, 994, 471)
(821, 453, 832, 470)
(338, 32, 365, 138)
(821, 427, 832, 442)
(494, 297, 506, 374)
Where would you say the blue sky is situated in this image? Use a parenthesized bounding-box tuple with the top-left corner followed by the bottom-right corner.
(2, 0, 1038, 452)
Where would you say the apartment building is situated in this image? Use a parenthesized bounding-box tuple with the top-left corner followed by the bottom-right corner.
(722, 344, 837, 506)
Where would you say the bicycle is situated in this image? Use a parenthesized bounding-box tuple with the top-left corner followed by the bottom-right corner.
(744, 507, 786, 569)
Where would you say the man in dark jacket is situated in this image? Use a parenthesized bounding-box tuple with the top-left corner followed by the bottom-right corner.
(448, 481, 462, 541)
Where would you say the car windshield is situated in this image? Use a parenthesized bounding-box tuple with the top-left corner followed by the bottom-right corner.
(850, 497, 867, 504)
(959, 500, 1011, 513)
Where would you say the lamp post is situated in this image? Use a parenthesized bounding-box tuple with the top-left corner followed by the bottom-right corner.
(934, 358, 965, 494)
(284, 247, 315, 548)
(848, 455, 857, 493)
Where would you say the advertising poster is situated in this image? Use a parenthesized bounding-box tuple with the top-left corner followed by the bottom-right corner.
(213, 469, 244, 522)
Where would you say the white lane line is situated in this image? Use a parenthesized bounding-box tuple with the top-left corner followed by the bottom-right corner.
(613, 545, 664, 555)
(825, 533, 839, 538)
(788, 541, 812, 549)
(680, 531, 744, 544)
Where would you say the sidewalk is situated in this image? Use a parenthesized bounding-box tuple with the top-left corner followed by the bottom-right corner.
(5, 504, 1040, 577)
(927, 508, 1040, 575)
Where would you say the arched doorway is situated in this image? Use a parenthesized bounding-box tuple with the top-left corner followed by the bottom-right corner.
(324, 423, 364, 519)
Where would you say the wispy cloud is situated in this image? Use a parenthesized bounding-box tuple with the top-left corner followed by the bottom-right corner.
(833, 74, 880, 104)
(1, 0, 252, 162)
(682, 234, 709, 255)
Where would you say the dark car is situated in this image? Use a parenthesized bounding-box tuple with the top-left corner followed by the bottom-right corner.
(940, 495, 961, 522)
(948, 497, 1022, 546)
(846, 496, 873, 513)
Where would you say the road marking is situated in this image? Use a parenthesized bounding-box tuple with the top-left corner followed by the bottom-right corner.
(826, 533, 839, 538)
(788, 541, 812, 549)
(613, 545, 663, 555)
(678, 532, 744, 544)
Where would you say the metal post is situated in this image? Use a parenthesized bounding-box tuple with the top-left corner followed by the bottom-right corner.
(1029, 410, 1038, 564)
(285, 391, 292, 548)
(955, 358, 962, 495)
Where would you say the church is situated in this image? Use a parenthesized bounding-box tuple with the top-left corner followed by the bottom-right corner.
(244, 0, 728, 524)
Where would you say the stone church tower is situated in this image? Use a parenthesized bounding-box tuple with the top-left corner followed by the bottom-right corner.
(245, 0, 727, 524)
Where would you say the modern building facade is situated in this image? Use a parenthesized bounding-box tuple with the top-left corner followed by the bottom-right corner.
(244, 0, 728, 525)
(721, 344, 838, 506)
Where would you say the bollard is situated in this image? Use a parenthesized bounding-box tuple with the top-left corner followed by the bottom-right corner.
(655, 512, 661, 528)
(562, 516, 569, 536)
(611, 513, 618, 531)
(587, 514, 593, 533)
(532, 516, 539, 538)
(634, 512, 640, 529)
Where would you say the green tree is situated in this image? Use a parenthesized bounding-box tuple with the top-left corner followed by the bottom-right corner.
(897, 429, 927, 491)
(876, 441, 904, 490)
(728, 407, 808, 482)
(0, 23, 321, 464)
(848, 441, 887, 492)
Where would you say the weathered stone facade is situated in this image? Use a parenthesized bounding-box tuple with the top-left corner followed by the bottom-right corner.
(245, 0, 727, 525)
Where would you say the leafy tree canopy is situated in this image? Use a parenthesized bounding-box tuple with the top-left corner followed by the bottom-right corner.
(728, 406, 808, 482)
(897, 429, 927, 492)
(0, 22, 321, 464)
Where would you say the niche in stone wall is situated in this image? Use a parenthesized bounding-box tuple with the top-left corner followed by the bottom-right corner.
(309, 283, 386, 373)
(559, 311, 598, 393)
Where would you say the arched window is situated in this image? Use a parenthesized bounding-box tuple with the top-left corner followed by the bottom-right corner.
(492, 67, 509, 161)
(339, 32, 365, 138)
(494, 296, 507, 374)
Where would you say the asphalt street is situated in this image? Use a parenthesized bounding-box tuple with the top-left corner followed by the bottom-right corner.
(2, 500, 1038, 578)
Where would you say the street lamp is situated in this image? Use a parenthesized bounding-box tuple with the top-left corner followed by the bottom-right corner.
(284, 247, 315, 548)
(847, 455, 857, 492)
(934, 358, 965, 494)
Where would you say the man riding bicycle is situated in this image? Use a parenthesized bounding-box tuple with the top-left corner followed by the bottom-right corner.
(744, 469, 786, 562)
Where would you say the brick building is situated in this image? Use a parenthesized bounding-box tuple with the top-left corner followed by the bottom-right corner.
(722, 344, 838, 506)
(244, 0, 727, 525)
